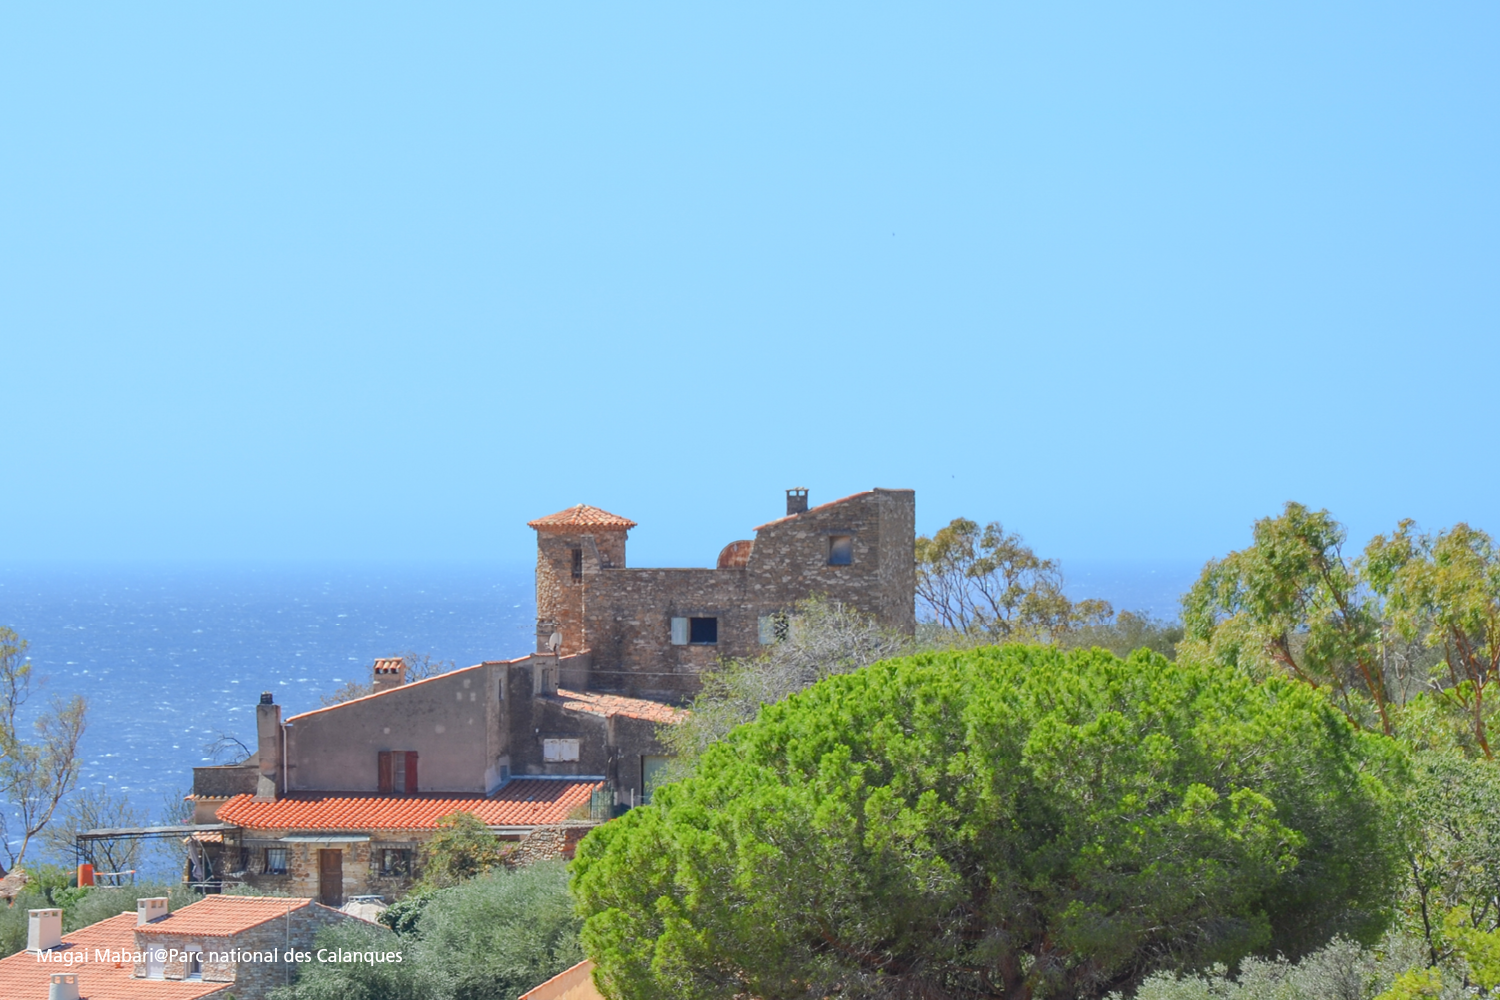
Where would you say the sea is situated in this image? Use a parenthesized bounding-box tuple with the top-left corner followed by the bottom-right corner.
(0, 557, 1200, 841)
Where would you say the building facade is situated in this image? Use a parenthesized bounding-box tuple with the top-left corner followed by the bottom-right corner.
(533, 487, 916, 698)
(0, 895, 354, 1000)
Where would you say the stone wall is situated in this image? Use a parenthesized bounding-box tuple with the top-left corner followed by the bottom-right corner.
(536, 489, 916, 699)
(503, 822, 597, 868)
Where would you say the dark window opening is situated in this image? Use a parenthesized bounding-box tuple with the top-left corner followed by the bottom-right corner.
(829, 535, 853, 565)
(571, 548, 583, 580)
(264, 848, 289, 875)
(689, 617, 718, 644)
(380, 848, 413, 877)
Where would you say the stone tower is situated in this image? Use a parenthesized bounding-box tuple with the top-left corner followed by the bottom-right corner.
(528, 504, 637, 656)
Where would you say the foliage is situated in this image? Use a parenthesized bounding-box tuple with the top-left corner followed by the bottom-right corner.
(321, 651, 455, 706)
(1059, 610, 1184, 661)
(1181, 502, 1392, 733)
(0, 878, 195, 958)
(659, 596, 909, 772)
(379, 886, 434, 936)
(275, 863, 582, 1000)
(1124, 934, 1429, 1000)
(1393, 750, 1500, 965)
(415, 811, 504, 891)
(916, 518, 1112, 639)
(418, 862, 584, 1000)
(0, 627, 88, 870)
(1365, 521, 1500, 759)
(574, 645, 1402, 1000)
(267, 919, 438, 1000)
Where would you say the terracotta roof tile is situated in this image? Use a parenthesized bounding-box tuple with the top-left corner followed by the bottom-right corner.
(216, 779, 602, 832)
(528, 505, 637, 531)
(133, 896, 317, 937)
(0, 911, 229, 999)
(548, 689, 685, 725)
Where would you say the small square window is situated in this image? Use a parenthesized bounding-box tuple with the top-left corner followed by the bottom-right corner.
(829, 535, 853, 565)
(689, 617, 718, 644)
(264, 848, 289, 875)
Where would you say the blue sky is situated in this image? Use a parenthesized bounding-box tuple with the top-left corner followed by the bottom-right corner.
(3, 4, 1496, 569)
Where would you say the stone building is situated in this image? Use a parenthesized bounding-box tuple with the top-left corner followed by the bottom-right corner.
(178, 485, 915, 902)
(189, 652, 679, 903)
(0, 895, 354, 1000)
(532, 487, 916, 698)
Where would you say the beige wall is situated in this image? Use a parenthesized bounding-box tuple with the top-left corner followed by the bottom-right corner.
(520, 960, 604, 1000)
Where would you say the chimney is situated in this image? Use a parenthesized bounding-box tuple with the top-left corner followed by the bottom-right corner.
(28, 909, 62, 952)
(786, 488, 809, 516)
(49, 973, 80, 1000)
(372, 657, 407, 693)
(137, 897, 169, 926)
(254, 693, 282, 802)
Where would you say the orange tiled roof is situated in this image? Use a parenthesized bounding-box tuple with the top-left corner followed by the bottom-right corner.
(134, 896, 316, 937)
(0, 912, 228, 999)
(528, 505, 637, 531)
(216, 779, 602, 831)
(548, 689, 685, 725)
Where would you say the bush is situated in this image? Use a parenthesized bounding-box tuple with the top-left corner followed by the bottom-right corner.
(274, 862, 582, 1000)
(418, 862, 584, 1000)
(574, 645, 1405, 1000)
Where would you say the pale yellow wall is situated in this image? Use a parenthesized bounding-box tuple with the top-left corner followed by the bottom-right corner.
(519, 959, 603, 1000)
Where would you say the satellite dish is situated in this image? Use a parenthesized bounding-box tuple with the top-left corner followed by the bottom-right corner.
(548, 632, 562, 653)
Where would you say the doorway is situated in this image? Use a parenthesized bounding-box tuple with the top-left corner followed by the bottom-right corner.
(318, 849, 343, 907)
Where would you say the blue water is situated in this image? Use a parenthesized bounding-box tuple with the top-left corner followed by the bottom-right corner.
(0, 558, 1201, 852)
(0, 563, 537, 819)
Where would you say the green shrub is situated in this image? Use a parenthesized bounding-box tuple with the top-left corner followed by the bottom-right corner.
(574, 645, 1405, 1000)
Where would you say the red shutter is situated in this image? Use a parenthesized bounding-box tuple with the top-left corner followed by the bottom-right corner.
(377, 751, 393, 795)
(405, 751, 419, 796)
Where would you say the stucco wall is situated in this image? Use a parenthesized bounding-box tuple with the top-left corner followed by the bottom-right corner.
(285, 664, 498, 794)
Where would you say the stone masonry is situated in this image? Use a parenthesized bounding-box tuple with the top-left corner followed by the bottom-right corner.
(532, 488, 916, 699)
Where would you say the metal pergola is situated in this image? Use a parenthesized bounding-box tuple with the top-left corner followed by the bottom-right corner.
(75, 823, 241, 888)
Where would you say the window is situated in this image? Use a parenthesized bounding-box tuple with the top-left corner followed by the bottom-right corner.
(571, 548, 583, 580)
(264, 848, 289, 875)
(670, 617, 688, 645)
(543, 738, 580, 762)
(689, 617, 718, 644)
(829, 535, 853, 565)
(145, 945, 166, 979)
(378, 750, 419, 795)
(758, 612, 790, 645)
(380, 849, 413, 877)
(186, 943, 204, 979)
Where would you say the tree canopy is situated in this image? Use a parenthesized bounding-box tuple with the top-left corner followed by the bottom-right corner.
(573, 645, 1402, 1000)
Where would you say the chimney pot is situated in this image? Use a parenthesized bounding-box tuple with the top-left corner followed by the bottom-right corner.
(137, 897, 169, 926)
(49, 972, 80, 1000)
(28, 908, 62, 953)
(786, 488, 809, 516)
(259, 692, 274, 705)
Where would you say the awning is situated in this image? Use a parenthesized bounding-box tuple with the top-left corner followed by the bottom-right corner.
(279, 834, 371, 844)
